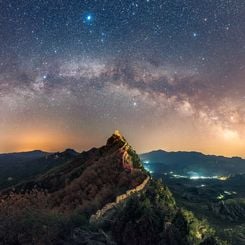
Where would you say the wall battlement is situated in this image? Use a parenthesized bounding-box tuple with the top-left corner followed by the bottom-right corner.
(90, 175, 150, 223)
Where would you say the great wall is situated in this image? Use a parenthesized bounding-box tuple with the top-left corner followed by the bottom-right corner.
(90, 175, 150, 223)
(90, 132, 150, 223)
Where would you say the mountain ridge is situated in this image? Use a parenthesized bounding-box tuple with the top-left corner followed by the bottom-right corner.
(1, 130, 148, 213)
(0, 131, 225, 244)
(141, 149, 244, 160)
(140, 149, 245, 176)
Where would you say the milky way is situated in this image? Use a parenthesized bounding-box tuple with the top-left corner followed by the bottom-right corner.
(0, 1, 245, 156)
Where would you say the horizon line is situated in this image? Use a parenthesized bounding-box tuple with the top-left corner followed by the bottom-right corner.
(1, 147, 244, 160)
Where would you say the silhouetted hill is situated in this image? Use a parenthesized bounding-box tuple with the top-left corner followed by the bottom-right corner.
(0, 149, 79, 189)
(0, 150, 47, 161)
(141, 150, 245, 176)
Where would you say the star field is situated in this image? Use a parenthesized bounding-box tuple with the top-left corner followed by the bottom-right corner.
(0, 0, 245, 156)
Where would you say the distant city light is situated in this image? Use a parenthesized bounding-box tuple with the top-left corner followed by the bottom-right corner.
(167, 172, 229, 181)
(190, 175, 218, 180)
(190, 176, 200, 180)
(218, 176, 229, 181)
(173, 174, 186, 178)
(217, 194, 224, 200)
(224, 191, 232, 195)
(224, 190, 237, 195)
(142, 160, 153, 173)
(144, 165, 153, 174)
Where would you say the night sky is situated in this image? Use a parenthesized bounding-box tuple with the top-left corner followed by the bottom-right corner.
(0, 0, 245, 156)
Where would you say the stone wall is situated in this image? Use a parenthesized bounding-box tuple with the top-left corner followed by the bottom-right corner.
(90, 176, 150, 223)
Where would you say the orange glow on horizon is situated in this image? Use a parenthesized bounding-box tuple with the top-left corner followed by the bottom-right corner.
(0, 127, 245, 158)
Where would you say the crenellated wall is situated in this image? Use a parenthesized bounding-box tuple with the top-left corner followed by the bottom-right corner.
(90, 142, 150, 223)
(90, 175, 150, 223)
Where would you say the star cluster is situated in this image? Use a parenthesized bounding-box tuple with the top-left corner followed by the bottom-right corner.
(0, 0, 245, 156)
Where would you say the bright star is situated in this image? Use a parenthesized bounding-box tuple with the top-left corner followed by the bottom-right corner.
(193, 32, 198, 37)
(82, 13, 94, 24)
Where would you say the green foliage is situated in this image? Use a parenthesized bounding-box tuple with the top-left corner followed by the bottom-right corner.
(107, 179, 223, 245)
(110, 180, 173, 244)
(0, 192, 91, 244)
(146, 179, 176, 212)
(111, 195, 165, 245)
(211, 198, 245, 222)
(172, 209, 222, 245)
(127, 147, 144, 170)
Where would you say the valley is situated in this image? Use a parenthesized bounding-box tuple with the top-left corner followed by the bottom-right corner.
(141, 153, 245, 245)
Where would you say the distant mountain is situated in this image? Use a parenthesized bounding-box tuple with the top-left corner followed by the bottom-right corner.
(0, 131, 221, 244)
(140, 150, 245, 176)
(0, 150, 47, 161)
(0, 149, 79, 189)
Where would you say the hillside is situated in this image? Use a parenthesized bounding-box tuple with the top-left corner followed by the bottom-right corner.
(0, 132, 224, 244)
(0, 149, 79, 189)
(1, 131, 147, 213)
(98, 179, 221, 245)
(147, 164, 245, 244)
